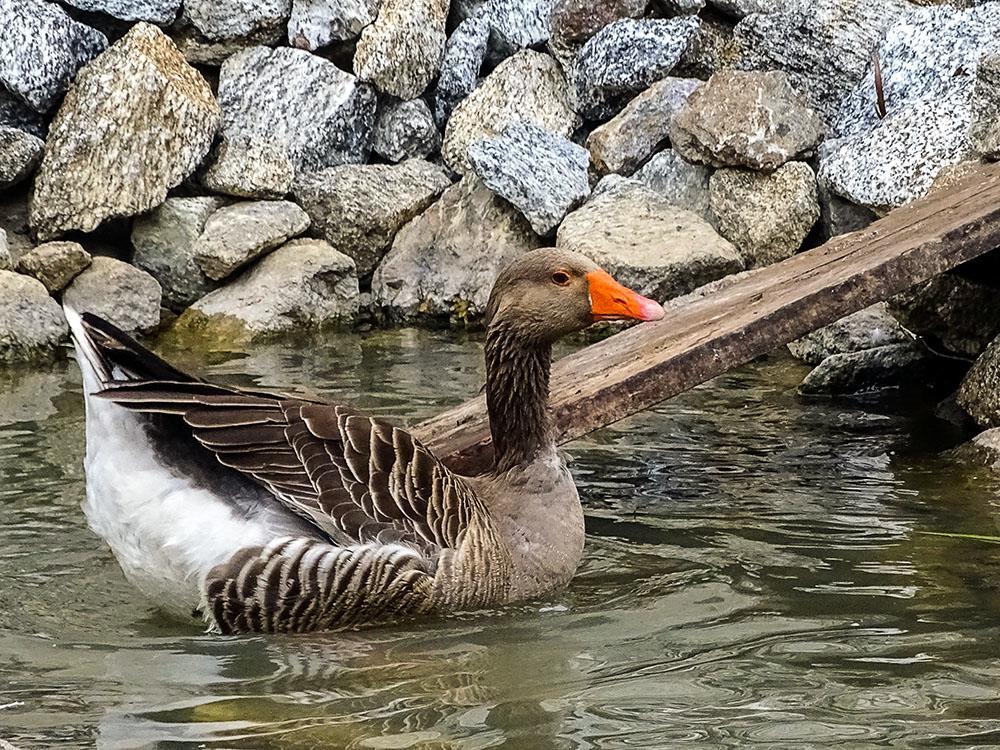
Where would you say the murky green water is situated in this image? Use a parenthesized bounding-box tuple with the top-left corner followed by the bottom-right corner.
(3, 329, 1000, 749)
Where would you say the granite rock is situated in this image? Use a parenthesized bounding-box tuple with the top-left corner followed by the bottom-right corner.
(373, 99, 441, 162)
(0, 229, 9, 270)
(0, 90, 46, 138)
(288, 0, 380, 50)
(434, 12, 490, 125)
(173, 26, 269, 66)
(0, 127, 43, 188)
(63, 256, 162, 334)
(15, 241, 91, 292)
(632, 149, 715, 224)
(203, 137, 295, 200)
(29, 24, 220, 240)
(62, 0, 181, 23)
(972, 54, 1000, 159)
(487, 0, 559, 59)
(185, 0, 291, 42)
(708, 0, 781, 17)
(0, 270, 66, 363)
(957, 335, 1000, 427)
(675, 15, 739, 80)
(798, 342, 930, 395)
(788, 303, 911, 365)
(817, 183, 877, 240)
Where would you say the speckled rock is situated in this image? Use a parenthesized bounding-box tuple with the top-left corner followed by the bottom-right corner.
(662, 0, 704, 12)
(468, 121, 590, 235)
(354, 0, 448, 99)
(288, 0, 380, 49)
(957, 336, 1000, 427)
(194, 201, 311, 282)
(132, 196, 225, 310)
(63, 256, 162, 334)
(557, 177, 743, 301)
(0, 270, 66, 363)
(29, 24, 220, 240)
(371, 176, 542, 324)
(373, 99, 441, 162)
(434, 13, 490, 125)
(0, 90, 46, 137)
(548, 0, 647, 59)
(972, 54, 1000, 159)
(0, 127, 43, 188)
(293, 160, 451, 277)
(0, 229, 11, 270)
(573, 17, 700, 120)
(633, 149, 714, 224)
(710, 162, 819, 267)
(488, 0, 559, 58)
(15, 241, 91, 292)
(671, 70, 824, 170)
(788, 303, 911, 365)
(185, 0, 291, 42)
(443, 50, 579, 173)
(817, 183, 877, 240)
(62, 0, 181, 23)
(173, 26, 266, 66)
(708, 0, 781, 17)
(177, 239, 359, 340)
(798, 342, 930, 395)
(211, 46, 376, 196)
(587, 77, 701, 175)
(675, 15, 739, 80)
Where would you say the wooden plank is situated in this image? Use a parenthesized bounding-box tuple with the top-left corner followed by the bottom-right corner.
(414, 162, 1000, 475)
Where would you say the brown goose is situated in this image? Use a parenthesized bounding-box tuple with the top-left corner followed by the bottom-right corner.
(66, 248, 664, 633)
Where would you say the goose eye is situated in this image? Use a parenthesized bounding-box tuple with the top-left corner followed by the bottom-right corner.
(551, 271, 571, 286)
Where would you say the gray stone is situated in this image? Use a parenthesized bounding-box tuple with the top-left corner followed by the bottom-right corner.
(371, 176, 542, 324)
(958, 336, 1000, 427)
(0, 270, 66, 363)
(173, 26, 268, 67)
(63, 256, 162, 334)
(788, 303, 911, 365)
(15, 241, 91, 292)
(487, 0, 559, 58)
(29, 24, 220, 240)
(675, 15, 738, 80)
(185, 0, 291, 42)
(586, 77, 701, 175)
(193, 200, 311, 282)
(288, 0, 380, 50)
(0, 89, 46, 137)
(818, 183, 877, 240)
(953, 428, 1000, 471)
(556, 176, 743, 301)
(373, 99, 441, 162)
(708, 0, 781, 17)
(212, 46, 376, 196)
(434, 13, 490, 125)
(573, 17, 700, 120)
(0, 127, 43, 188)
(293, 160, 451, 278)
(709, 162, 819, 267)
(0, 228, 9, 270)
(468, 121, 590, 235)
(798, 343, 930, 395)
(443, 50, 579, 173)
(0, 0, 107, 112)
(62, 0, 180, 23)
(177, 239, 359, 340)
(671, 70, 824, 170)
(355, 0, 448, 99)
(548, 0, 648, 53)
(633, 149, 714, 223)
(132, 196, 226, 310)
(972, 54, 1000, 159)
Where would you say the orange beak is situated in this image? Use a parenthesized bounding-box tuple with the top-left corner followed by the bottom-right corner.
(586, 269, 665, 322)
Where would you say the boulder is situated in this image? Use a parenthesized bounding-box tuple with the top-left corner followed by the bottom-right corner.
(957, 336, 1000, 427)
(173, 26, 266, 67)
(817, 183, 877, 240)
(632, 148, 714, 224)
(971, 54, 1000, 159)
(670, 70, 824, 170)
(210, 46, 376, 197)
(708, 0, 781, 17)
(798, 343, 931, 395)
(28, 24, 220, 240)
(433, 12, 490, 125)
(468, 121, 590, 236)
(488, 0, 559, 59)
(0, 270, 66, 363)
(354, 0, 448, 99)
(293, 160, 451, 278)
(556, 177, 743, 301)
(709, 162, 819, 267)
(15, 241, 91, 292)
(194, 200, 311, 281)
(62, 0, 180, 23)
(586, 77, 701, 175)
(573, 17, 700, 120)
(371, 176, 542, 324)
(185, 0, 291, 42)
(0, 229, 10, 270)
(548, 0, 648, 75)
(132, 196, 225, 310)
(442, 50, 579, 173)
(787, 303, 911, 365)
(176, 239, 359, 340)
(372, 99, 441, 162)
(288, 0, 380, 50)
(0, 127, 43, 188)
(952, 428, 1000, 471)
(0, 0, 107, 112)
(62, 256, 162, 334)
(0, 90, 46, 138)
(675, 15, 739, 80)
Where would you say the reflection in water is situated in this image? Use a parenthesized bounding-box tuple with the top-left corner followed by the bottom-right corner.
(2, 330, 1000, 748)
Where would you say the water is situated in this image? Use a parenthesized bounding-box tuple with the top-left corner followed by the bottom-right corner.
(3, 329, 1000, 749)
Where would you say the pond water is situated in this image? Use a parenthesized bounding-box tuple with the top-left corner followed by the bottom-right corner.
(3, 329, 1000, 749)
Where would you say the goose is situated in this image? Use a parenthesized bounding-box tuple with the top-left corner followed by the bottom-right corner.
(66, 248, 665, 633)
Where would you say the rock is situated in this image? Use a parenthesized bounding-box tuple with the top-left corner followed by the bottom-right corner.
(0, 0, 107, 112)
(132, 196, 226, 310)
(817, 183, 877, 240)
(708, 0, 781, 17)
(573, 17, 700, 120)
(193, 201, 311, 282)
(371, 176, 542, 324)
(211, 46, 376, 196)
(0, 90, 46, 137)
(173, 26, 268, 67)
(632, 148, 714, 223)
(958, 335, 1000, 427)
(787, 303, 911, 365)
(354, 0, 448, 99)
(288, 0, 380, 50)
(0, 127, 43, 188)
(468, 121, 590, 235)
(586, 77, 701, 175)
(549, 0, 648, 48)
(29, 24, 220, 240)
(373, 99, 441, 162)
(556, 177, 743, 301)
(14, 241, 91, 292)
(661, 0, 705, 11)
(293, 160, 451, 278)
(733, 0, 912, 124)
(63, 256, 162, 334)
(972, 54, 1000, 159)
(670, 70, 824, 170)
(0, 270, 66, 363)
(62, 0, 180, 23)
(953, 428, 1000, 470)
(798, 342, 931, 395)
(674, 15, 739, 80)
(709, 162, 819, 267)
(177, 239, 359, 340)
(487, 0, 559, 59)
(434, 13, 490, 125)
(443, 50, 579, 173)
(185, 0, 291, 42)
(0, 228, 10, 270)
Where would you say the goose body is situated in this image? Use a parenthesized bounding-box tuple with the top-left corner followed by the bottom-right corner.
(67, 249, 664, 633)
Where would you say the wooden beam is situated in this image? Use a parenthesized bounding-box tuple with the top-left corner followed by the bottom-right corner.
(414, 162, 1000, 475)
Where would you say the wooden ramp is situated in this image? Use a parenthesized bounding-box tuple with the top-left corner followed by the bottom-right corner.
(414, 162, 1000, 475)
